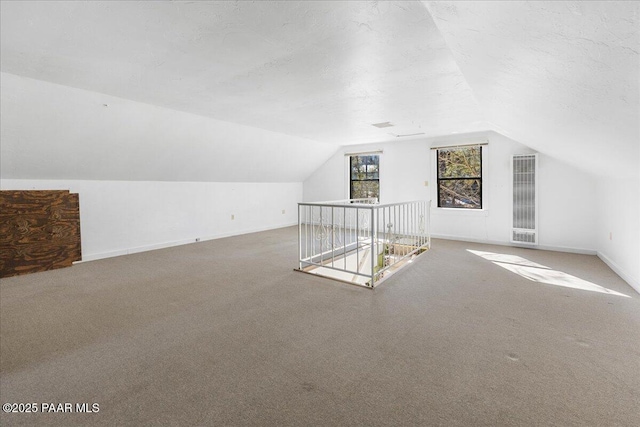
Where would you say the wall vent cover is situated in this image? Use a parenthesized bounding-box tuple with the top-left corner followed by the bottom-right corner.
(511, 154, 538, 246)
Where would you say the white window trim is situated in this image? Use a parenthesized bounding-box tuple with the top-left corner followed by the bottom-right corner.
(431, 143, 489, 216)
(344, 152, 383, 201)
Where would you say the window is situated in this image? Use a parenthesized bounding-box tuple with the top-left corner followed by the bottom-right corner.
(437, 145, 482, 209)
(350, 155, 379, 199)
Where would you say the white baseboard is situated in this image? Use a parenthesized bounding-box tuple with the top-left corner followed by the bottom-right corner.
(536, 244, 597, 256)
(597, 251, 640, 294)
(430, 234, 597, 255)
(77, 222, 297, 263)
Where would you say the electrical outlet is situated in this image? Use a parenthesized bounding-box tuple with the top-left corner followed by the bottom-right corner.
(231, 214, 235, 220)
(424, 180, 429, 187)
(609, 232, 612, 240)
(282, 209, 286, 214)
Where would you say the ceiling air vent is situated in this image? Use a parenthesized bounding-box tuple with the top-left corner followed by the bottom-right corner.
(371, 122, 394, 128)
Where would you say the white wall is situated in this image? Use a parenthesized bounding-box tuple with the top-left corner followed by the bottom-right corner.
(0, 73, 323, 263)
(304, 138, 432, 204)
(1, 179, 301, 261)
(0, 72, 337, 183)
(304, 131, 598, 254)
(596, 176, 640, 293)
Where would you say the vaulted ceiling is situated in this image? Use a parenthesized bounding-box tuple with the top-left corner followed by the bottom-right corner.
(425, 1, 639, 177)
(1, 1, 638, 181)
(1, 0, 484, 145)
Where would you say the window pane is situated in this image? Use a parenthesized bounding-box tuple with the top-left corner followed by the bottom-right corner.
(438, 146, 481, 178)
(367, 163, 378, 178)
(350, 155, 380, 199)
(351, 181, 380, 199)
(439, 179, 481, 209)
(351, 157, 362, 179)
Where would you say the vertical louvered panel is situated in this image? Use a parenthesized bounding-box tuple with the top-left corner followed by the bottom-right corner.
(511, 154, 538, 245)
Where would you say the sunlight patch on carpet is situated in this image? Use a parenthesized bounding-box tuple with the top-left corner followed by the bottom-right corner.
(467, 250, 630, 298)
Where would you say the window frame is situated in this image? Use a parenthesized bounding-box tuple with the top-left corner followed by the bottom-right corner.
(436, 145, 483, 210)
(349, 154, 380, 200)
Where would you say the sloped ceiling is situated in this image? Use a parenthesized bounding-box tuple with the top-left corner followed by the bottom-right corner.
(0, 72, 337, 182)
(425, 1, 639, 178)
(1, 1, 638, 182)
(0, 0, 483, 146)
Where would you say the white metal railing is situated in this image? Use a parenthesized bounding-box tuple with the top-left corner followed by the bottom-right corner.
(296, 199, 431, 288)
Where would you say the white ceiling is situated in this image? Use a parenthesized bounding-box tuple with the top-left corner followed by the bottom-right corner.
(1, 1, 638, 181)
(425, 1, 639, 177)
(0, 0, 484, 146)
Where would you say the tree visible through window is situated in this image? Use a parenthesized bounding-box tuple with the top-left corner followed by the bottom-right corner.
(350, 155, 379, 200)
(437, 146, 482, 209)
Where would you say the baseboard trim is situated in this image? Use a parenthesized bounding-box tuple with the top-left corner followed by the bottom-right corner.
(536, 244, 597, 256)
(77, 222, 298, 263)
(430, 234, 597, 255)
(75, 228, 640, 295)
(597, 251, 640, 294)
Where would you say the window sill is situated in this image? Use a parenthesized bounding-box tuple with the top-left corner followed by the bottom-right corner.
(431, 207, 489, 217)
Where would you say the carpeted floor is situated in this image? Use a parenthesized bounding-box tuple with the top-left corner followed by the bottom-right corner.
(1, 226, 639, 426)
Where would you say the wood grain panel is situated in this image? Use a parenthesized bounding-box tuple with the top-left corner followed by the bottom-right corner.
(0, 190, 82, 278)
(0, 190, 70, 216)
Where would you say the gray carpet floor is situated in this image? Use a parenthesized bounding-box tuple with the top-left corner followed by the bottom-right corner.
(1, 226, 639, 426)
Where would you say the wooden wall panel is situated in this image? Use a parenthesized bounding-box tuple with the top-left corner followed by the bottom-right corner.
(0, 190, 82, 278)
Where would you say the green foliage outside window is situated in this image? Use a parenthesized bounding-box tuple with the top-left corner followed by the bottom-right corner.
(437, 146, 482, 209)
(350, 155, 379, 199)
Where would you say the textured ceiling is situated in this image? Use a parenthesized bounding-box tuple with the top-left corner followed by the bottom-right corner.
(425, 1, 639, 177)
(1, 1, 638, 181)
(0, 0, 484, 146)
